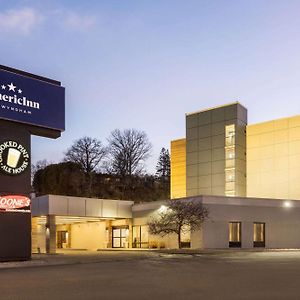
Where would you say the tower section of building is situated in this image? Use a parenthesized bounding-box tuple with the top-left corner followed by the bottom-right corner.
(185, 102, 247, 197)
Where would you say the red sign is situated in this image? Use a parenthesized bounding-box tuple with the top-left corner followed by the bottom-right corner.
(0, 195, 31, 210)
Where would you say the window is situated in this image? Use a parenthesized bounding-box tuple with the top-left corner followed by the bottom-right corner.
(253, 223, 265, 247)
(225, 124, 236, 196)
(229, 222, 241, 248)
(225, 124, 235, 146)
(180, 225, 191, 248)
(225, 182, 234, 191)
(132, 226, 149, 248)
(226, 148, 235, 160)
(225, 169, 235, 196)
(225, 169, 235, 182)
(225, 148, 235, 168)
(225, 191, 235, 197)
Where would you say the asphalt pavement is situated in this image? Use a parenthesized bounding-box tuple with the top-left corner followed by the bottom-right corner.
(0, 250, 300, 300)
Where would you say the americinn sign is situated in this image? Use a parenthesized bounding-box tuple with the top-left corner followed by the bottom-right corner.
(0, 65, 65, 261)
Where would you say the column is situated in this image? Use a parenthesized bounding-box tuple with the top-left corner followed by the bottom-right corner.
(106, 220, 112, 248)
(31, 217, 38, 253)
(46, 215, 56, 254)
(126, 218, 133, 249)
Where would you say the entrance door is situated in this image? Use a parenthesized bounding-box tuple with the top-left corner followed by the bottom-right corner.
(112, 227, 129, 248)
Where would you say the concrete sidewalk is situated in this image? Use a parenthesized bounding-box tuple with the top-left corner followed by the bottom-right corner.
(0, 250, 157, 270)
(1, 249, 300, 270)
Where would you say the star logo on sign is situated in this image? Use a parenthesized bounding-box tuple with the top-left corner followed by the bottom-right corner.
(18, 89, 22, 94)
(7, 83, 16, 92)
(1, 85, 5, 90)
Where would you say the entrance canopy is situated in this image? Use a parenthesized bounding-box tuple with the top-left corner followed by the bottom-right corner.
(32, 195, 133, 219)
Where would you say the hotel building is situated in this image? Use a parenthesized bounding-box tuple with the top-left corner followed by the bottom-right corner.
(31, 103, 300, 252)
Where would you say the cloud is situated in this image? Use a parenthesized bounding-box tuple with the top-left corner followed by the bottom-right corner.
(0, 7, 96, 36)
(63, 12, 97, 31)
(0, 7, 43, 35)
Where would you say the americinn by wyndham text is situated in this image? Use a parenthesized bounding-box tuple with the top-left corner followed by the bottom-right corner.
(0, 92, 40, 112)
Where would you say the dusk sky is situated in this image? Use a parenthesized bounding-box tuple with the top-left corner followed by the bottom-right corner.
(1, 0, 300, 173)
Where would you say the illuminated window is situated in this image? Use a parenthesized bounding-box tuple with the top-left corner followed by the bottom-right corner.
(225, 182, 234, 191)
(225, 159, 235, 168)
(229, 222, 241, 247)
(225, 169, 235, 182)
(180, 225, 191, 248)
(225, 124, 235, 146)
(225, 191, 235, 196)
(132, 226, 149, 248)
(225, 148, 235, 168)
(253, 223, 265, 248)
(226, 148, 235, 160)
(225, 124, 236, 196)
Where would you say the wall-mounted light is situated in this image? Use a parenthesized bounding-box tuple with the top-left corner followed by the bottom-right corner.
(158, 205, 168, 213)
(283, 201, 292, 208)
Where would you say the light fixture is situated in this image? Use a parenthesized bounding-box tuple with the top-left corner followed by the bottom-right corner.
(158, 205, 168, 213)
(283, 201, 292, 208)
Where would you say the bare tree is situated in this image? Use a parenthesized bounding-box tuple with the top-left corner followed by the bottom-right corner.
(107, 129, 152, 176)
(64, 137, 107, 196)
(147, 199, 209, 249)
(64, 136, 107, 174)
(31, 159, 50, 184)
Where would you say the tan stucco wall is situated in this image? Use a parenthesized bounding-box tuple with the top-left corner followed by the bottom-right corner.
(34, 224, 46, 253)
(247, 115, 300, 200)
(70, 221, 107, 250)
(171, 138, 186, 199)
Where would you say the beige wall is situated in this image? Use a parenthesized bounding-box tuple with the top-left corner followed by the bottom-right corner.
(247, 115, 300, 200)
(35, 224, 46, 253)
(70, 221, 107, 250)
(171, 138, 186, 199)
(201, 199, 300, 249)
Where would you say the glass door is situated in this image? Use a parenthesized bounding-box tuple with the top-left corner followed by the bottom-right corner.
(57, 231, 68, 249)
(112, 227, 129, 248)
(132, 226, 149, 248)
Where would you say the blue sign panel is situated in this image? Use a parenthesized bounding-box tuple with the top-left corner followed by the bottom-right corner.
(0, 68, 65, 132)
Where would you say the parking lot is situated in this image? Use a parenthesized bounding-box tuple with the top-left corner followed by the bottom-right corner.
(1, 250, 300, 300)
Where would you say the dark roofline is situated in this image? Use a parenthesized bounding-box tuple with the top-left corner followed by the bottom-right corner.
(0, 65, 61, 86)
